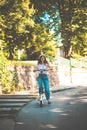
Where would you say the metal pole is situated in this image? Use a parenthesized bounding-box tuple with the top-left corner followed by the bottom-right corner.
(69, 57, 72, 83)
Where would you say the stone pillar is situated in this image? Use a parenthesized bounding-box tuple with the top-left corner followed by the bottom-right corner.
(0, 86, 2, 94)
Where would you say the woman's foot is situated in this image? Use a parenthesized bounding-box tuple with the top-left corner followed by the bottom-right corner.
(48, 100, 51, 104)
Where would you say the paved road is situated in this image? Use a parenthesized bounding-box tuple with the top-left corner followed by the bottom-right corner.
(14, 86, 87, 130)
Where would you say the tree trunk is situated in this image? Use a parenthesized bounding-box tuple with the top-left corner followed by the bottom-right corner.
(9, 41, 14, 60)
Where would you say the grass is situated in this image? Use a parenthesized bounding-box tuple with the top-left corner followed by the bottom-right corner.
(9, 60, 37, 66)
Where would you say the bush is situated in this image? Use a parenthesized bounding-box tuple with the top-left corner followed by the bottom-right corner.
(71, 53, 82, 60)
(0, 51, 18, 93)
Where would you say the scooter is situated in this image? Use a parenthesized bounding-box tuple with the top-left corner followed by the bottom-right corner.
(34, 69, 52, 107)
(34, 69, 47, 107)
(38, 69, 46, 107)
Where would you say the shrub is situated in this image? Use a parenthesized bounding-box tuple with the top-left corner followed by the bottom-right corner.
(0, 51, 18, 93)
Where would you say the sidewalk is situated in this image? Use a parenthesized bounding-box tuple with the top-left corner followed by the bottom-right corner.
(14, 85, 87, 130)
(51, 83, 87, 92)
(0, 84, 87, 130)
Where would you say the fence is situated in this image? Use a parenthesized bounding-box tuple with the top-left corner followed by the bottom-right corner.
(55, 56, 87, 85)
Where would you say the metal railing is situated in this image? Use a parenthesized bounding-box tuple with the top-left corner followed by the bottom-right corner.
(54, 56, 87, 85)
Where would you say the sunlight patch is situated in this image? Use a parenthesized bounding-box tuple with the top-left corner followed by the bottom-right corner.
(17, 122, 23, 125)
(60, 96, 72, 100)
(61, 113, 69, 116)
(49, 108, 64, 113)
(40, 124, 58, 128)
(80, 99, 87, 102)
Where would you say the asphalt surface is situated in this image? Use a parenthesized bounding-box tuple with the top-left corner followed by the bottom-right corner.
(14, 86, 87, 130)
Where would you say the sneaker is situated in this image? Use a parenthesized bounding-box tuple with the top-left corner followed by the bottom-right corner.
(48, 100, 51, 104)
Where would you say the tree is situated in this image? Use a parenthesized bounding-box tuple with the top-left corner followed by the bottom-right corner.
(1, 0, 86, 60)
(0, 0, 58, 60)
(58, 0, 87, 58)
(25, 23, 58, 60)
(31, 0, 87, 58)
(0, 0, 35, 59)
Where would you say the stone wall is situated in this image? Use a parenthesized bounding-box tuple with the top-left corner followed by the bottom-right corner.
(12, 65, 59, 91)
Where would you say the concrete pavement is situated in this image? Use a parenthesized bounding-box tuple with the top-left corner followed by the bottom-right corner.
(0, 85, 87, 130)
(14, 86, 87, 130)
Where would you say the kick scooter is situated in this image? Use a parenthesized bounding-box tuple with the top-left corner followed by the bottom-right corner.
(38, 69, 46, 107)
(34, 69, 52, 107)
(34, 69, 47, 107)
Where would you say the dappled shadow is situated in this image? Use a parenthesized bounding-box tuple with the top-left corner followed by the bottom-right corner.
(14, 88, 87, 130)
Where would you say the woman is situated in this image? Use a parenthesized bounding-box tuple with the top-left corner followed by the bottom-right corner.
(36, 55, 51, 107)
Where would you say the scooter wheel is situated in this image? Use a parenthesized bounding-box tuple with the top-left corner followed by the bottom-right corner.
(40, 101, 43, 107)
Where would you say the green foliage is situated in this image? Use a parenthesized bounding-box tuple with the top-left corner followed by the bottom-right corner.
(0, 0, 59, 60)
(58, 0, 87, 57)
(0, 0, 35, 60)
(31, 0, 87, 58)
(0, 51, 18, 93)
(0, 0, 87, 60)
(71, 53, 83, 60)
(25, 23, 58, 60)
